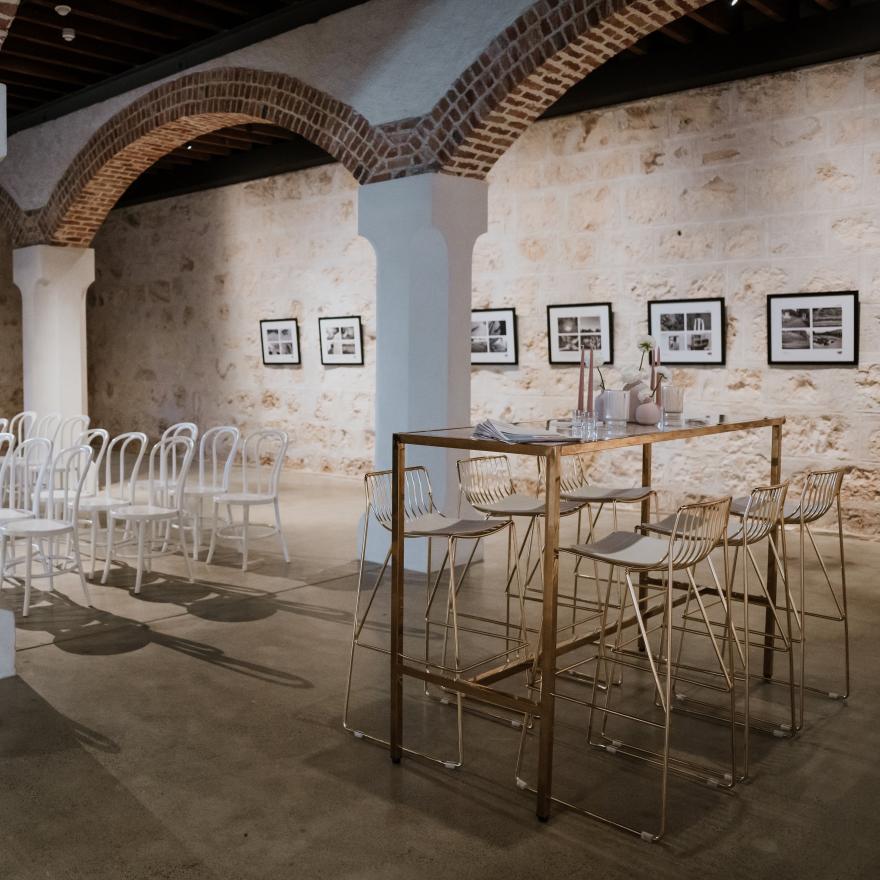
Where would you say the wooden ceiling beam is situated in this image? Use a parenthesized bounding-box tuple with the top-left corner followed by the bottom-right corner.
(659, 22, 694, 45)
(10, 20, 157, 64)
(0, 47, 120, 78)
(745, 0, 787, 22)
(0, 57, 94, 87)
(101, 0, 230, 32)
(190, 0, 265, 15)
(812, 0, 840, 8)
(688, 6, 731, 35)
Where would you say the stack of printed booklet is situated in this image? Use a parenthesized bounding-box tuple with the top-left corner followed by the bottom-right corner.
(472, 419, 568, 444)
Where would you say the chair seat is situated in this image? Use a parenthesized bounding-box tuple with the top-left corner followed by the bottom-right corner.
(567, 531, 674, 570)
(731, 495, 807, 525)
(562, 485, 653, 504)
(404, 513, 509, 539)
(214, 492, 275, 505)
(0, 509, 34, 525)
(185, 484, 225, 498)
(472, 493, 582, 518)
(642, 513, 745, 545)
(79, 495, 130, 513)
(2, 518, 73, 538)
(110, 503, 177, 521)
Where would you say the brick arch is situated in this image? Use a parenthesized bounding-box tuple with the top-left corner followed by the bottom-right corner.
(0, 185, 24, 241)
(383, 0, 713, 181)
(36, 67, 393, 247)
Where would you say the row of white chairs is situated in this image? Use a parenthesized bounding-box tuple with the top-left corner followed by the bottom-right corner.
(0, 415, 290, 615)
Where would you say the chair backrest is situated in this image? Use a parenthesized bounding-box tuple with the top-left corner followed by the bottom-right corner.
(76, 428, 110, 496)
(32, 412, 63, 445)
(739, 482, 789, 544)
(9, 437, 53, 513)
(9, 411, 36, 445)
(0, 432, 15, 506)
(668, 496, 732, 570)
(161, 421, 198, 442)
(57, 414, 91, 450)
(147, 436, 195, 510)
(198, 425, 240, 490)
(240, 429, 288, 497)
(457, 455, 516, 508)
(42, 445, 94, 521)
(364, 465, 436, 530)
(0, 418, 7, 434)
(798, 467, 848, 524)
(99, 431, 148, 503)
(536, 452, 586, 495)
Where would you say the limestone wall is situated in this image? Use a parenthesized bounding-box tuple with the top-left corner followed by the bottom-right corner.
(90, 55, 880, 536)
(0, 233, 22, 418)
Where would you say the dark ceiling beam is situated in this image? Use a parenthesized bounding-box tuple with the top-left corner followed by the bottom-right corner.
(10, 0, 370, 134)
(0, 46, 120, 77)
(744, 0, 787, 21)
(9, 23, 155, 65)
(190, 0, 262, 15)
(812, 0, 840, 9)
(101, 0, 229, 32)
(687, 5, 731, 35)
(659, 22, 694, 44)
(0, 56, 93, 86)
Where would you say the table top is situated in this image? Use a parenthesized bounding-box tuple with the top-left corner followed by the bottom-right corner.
(396, 414, 785, 456)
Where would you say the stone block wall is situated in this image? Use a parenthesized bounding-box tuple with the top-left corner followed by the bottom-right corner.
(0, 232, 22, 417)
(90, 55, 880, 536)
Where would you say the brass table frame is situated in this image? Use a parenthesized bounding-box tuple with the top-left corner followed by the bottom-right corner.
(390, 416, 785, 822)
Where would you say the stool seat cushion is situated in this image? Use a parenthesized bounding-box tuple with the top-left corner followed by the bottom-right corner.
(472, 493, 581, 517)
(404, 513, 509, 539)
(563, 485, 652, 504)
(566, 531, 674, 570)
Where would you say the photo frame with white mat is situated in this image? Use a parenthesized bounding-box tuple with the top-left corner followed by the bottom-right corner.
(471, 308, 518, 365)
(318, 315, 364, 365)
(767, 291, 859, 366)
(647, 297, 726, 365)
(260, 318, 300, 365)
(546, 302, 613, 364)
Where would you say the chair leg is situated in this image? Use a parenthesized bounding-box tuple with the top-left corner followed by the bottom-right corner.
(447, 537, 464, 768)
(0, 535, 6, 591)
(72, 528, 92, 608)
(274, 498, 289, 563)
(344, 514, 375, 733)
(206, 502, 219, 564)
(135, 521, 146, 594)
(90, 515, 98, 578)
(23, 540, 33, 617)
(178, 513, 194, 583)
(102, 516, 115, 584)
(241, 505, 249, 572)
(192, 504, 201, 562)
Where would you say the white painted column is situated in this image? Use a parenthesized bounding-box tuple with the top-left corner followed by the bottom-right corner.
(358, 173, 487, 566)
(13, 245, 94, 418)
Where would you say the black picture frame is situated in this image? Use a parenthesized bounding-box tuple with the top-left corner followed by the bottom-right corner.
(545, 302, 614, 365)
(318, 315, 364, 366)
(766, 291, 859, 366)
(259, 318, 301, 366)
(470, 307, 518, 366)
(647, 297, 726, 365)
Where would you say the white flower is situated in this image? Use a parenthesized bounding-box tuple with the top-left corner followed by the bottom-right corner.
(593, 356, 606, 368)
(637, 388, 654, 403)
(655, 365, 672, 381)
(637, 334, 656, 353)
(621, 369, 647, 386)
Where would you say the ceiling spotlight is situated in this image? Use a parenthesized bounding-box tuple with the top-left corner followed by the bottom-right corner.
(730, 0, 739, 6)
(55, 4, 72, 14)
(186, 144, 193, 150)
(62, 27, 76, 41)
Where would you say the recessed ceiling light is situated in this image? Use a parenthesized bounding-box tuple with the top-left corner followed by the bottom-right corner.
(186, 144, 193, 150)
(55, 4, 72, 15)
(62, 27, 76, 41)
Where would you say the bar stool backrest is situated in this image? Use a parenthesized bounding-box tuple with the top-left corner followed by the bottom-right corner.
(100, 431, 148, 503)
(198, 425, 240, 490)
(147, 436, 195, 511)
(365, 466, 435, 531)
(9, 411, 36, 446)
(43, 445, 94, 522)
(240, 429, 288, 497)
(740, 482, 789, 544)
(76, 428, 110, 496)
(536, 453, 586, 495)
(797, 467, 848, 524)
(668, 496, 731, 570)
(9, 437, 52, 514)
(57, 414, 90, 450)
(457, 455, 516, 508)
(0, 432, 15, 506)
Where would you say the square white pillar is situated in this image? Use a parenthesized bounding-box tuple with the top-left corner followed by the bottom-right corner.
(13, 245, 94, 418)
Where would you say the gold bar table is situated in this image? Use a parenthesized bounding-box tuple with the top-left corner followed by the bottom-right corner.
(389, 414, 785, 822)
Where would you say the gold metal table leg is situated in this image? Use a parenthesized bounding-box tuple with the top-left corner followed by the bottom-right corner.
(763, 423, 782, 680)
(537, 447, 560, 821)
(390, 434, 405, 763)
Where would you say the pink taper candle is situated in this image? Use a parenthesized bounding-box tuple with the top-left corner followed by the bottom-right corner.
(654, 345, 662, 405)
(587, 347, 594, 415)
(577, 347, 585, 412)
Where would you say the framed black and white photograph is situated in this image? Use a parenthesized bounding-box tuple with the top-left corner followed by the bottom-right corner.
(260, 318, 301, 365)
(767, 291, 859, 365)
(318, 315, 364, 366)
(471, 308, 518, 365)
(647, 297, 726, 365)
(546, 302, 613, 365)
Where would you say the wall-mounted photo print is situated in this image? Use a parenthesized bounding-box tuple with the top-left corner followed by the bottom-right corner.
(471, 308, 518, 366)
(318, 315, 364, 366)
(767, 291, 859, 365)
(260, 319, 301, 365)
(546, 302, 613, 364)
(647, 297, 726, 365)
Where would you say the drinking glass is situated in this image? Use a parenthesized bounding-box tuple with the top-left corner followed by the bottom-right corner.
(603, 389, 628, 434)
(662, 384, 685, 426)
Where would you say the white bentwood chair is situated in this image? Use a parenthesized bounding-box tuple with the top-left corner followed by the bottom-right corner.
(102, 436, 195, 593)
(206, 429, 289, 571)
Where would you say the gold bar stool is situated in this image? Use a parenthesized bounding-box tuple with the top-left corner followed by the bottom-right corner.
(344, 465, 526, 769)
(517, 496, 734, 842)
(642, 483, 793, 777)
(733, 466, 851, 729)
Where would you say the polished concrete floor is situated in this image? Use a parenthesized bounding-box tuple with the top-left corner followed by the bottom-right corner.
(1, 471, 878, 879)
